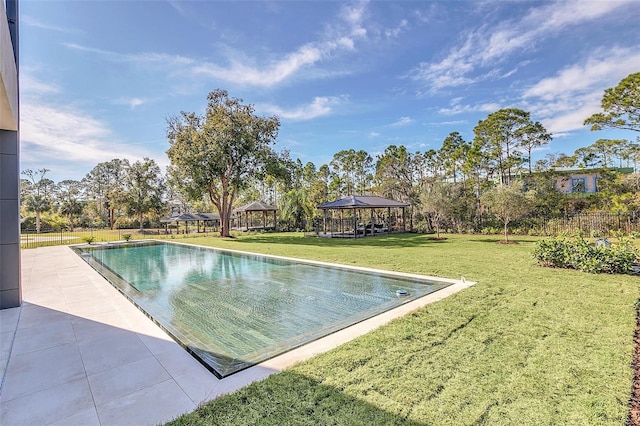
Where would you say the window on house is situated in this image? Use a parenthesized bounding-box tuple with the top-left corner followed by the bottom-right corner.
(570, 177, 586, 193)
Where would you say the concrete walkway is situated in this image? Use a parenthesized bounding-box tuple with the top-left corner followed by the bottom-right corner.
(0, 245, 474, 425)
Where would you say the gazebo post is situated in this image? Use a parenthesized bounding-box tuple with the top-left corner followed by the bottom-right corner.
(387, 207, 391, 234)
(402, 207, 406, 232)
(353, 209, 357, 238)
(370, 208, 374, 236)
(263, 211, 266, 230)
(323, 210, 327, 235)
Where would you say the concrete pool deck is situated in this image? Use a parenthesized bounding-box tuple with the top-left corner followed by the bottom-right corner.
(0, 245, 475, 425)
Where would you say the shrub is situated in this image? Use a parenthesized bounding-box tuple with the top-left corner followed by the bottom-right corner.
(122, 234, 132, 241)
(82, 236, 95, 245)
(532, 236, 639, 274)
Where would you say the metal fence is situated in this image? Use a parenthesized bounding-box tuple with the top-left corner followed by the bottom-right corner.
(527, 212, 640, 236)
(20, 228, 168, 249)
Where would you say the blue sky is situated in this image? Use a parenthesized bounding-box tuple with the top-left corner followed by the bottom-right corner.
(20, 0, 640, 182)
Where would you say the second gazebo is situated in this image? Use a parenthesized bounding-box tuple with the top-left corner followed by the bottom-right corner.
(233, 201, 278, 231)
(316, 195, 409, 238)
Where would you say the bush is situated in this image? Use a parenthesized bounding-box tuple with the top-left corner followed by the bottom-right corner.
(532, 236, 639, 274)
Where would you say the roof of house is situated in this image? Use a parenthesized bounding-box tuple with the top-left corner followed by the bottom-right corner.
(552, 166, 635, 175)
(318, 195, 409, 210)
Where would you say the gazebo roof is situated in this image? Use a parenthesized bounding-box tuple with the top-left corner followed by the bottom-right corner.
(234, 201, 278, 212)
(318, 195, 409, 210)
(160, 212, 220, 223)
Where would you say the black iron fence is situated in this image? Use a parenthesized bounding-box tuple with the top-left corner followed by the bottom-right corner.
(20, 228, 168, 249)
(520, 212, 640, 236)
(429, 211, 640, 237)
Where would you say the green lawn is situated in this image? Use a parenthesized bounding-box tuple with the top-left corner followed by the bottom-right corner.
(163, 232, 637, 425)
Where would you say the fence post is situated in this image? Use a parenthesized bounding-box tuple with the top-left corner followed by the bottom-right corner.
(618, 212, 621, 231)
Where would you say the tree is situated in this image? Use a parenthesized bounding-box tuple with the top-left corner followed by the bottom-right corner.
(56, 180, 83, 231)
(473, 108, 531, 184)
(21, 168, 53, 233)
(584, 72, 640, 132)
(279, 188, 314, 231)
(122, 158, 164, 232)
(375, 145, 420, 229)
(330, 149, 357, 195)
(439, 132, 468, 183)
(166, 89, 280, 238)
(420, 182, 457, 239)
(82, 159, 129, 229)
(481, 182, 536, 242)
(519, 121, 551, 174)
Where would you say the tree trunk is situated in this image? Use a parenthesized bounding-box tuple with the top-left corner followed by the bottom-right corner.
(504, 221, 509, 242)
(36, 211, 41, 233)
(139, 211, 144, 232)
(109, 208, 115, 230)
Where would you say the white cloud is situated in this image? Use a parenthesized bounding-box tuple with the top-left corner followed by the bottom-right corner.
(438, 102, 501, 116)
(368, 131, 380, 137)
(21, 102, 140, 164)
(192, 44, 324, 87)
(20, 74, 60, 95)
(408, 0, 635, 91)
(260, 96, 347, 121)
(385, 19, 408, 38)
(390, 116, 414, 126)
(114, 97, 147, 110)
(64, 2, 371, 89)
(22, 15, 81, 33)
(523, 46, 640, 133)
(523, 47, 640, 101)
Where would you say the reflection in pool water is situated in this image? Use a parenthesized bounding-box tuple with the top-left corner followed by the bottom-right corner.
(74, 241, 451, 378)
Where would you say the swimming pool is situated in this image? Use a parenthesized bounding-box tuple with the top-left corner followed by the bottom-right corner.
(74, 241, 453, 378)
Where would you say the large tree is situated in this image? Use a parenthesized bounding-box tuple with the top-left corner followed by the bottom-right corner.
(166, 89, 280, 237)
(122, 158, 164, 232)
(82, 159, 129, 229)
(584, 72, 640, 132)
(473, 108, 531, 184)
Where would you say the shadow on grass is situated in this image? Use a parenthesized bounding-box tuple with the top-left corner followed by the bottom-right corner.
(166, 370, 422, 426)
(229, 232, 448, 248)
(469, 238, 539, 244)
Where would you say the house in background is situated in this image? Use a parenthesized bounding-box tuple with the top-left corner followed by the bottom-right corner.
(553, 167, 635, 194)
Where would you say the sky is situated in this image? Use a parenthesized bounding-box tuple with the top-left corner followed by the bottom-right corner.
(18, 0, 640, 182)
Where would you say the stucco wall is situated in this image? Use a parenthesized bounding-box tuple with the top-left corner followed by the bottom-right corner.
(0, 0, 18, 131)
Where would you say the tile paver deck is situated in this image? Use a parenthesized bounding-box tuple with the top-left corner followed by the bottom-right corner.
(0, 245, 474, 425)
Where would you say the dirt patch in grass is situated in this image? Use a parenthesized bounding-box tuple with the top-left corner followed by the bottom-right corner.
(496, 240, 519, 245)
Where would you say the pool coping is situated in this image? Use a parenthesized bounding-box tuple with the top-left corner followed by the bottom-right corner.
(1, 244, 476, 425)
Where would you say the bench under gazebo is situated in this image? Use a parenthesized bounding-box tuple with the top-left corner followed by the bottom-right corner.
(314, 195, 409, 238)
(233, 201, 278, 231)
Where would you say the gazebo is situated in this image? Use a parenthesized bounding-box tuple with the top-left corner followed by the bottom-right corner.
(233, 201, 278, 231)
(160, 212, 220, 234)
(316, 195, 409, 238)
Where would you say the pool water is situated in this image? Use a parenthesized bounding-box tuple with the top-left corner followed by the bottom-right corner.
(75, 241, 452, 377)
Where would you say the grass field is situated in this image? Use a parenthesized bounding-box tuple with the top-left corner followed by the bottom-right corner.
(160, 232, 638, 425)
